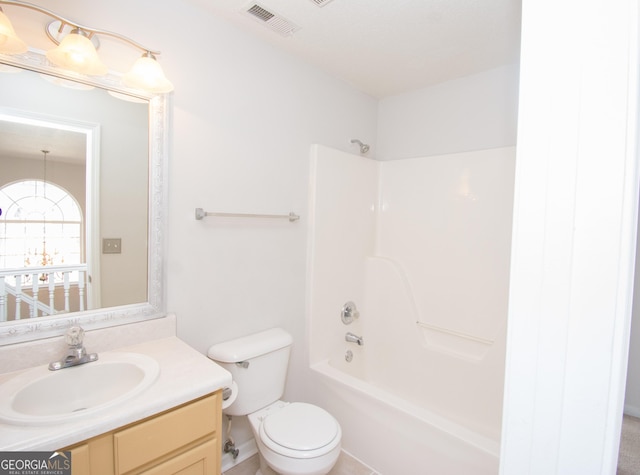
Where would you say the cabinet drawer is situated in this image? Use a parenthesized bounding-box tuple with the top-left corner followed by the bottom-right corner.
(114, 394, 218, 474)
(140, 438, 218, 475)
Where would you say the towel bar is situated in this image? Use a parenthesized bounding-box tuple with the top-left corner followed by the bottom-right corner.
(195, 208, 300, 222)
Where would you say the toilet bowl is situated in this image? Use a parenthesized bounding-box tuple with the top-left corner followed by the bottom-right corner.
(208, 328, 342, 475)
(248, 401, 341, 475)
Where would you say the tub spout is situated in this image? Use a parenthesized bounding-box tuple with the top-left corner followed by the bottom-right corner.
(345, 332, 364, 346)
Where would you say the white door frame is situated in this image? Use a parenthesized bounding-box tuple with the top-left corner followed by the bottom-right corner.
(500, 0, 639, 473)
(0, 108, 101, 309)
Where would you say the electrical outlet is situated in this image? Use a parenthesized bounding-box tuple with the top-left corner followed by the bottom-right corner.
(102, 238, 122, 254)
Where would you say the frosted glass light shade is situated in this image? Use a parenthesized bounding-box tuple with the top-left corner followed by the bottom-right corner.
(123, 54, 173, 93)
(46, 30, 107, 76)
(0, 10, 27, 54)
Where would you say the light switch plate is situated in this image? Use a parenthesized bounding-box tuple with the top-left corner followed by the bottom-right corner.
(102, 238, 122, 254)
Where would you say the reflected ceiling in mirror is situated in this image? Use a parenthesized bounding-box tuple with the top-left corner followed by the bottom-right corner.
(0, 52, 168, 345)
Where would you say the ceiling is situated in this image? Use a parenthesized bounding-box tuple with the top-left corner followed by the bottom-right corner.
(0, 0, 521, 165)
(0, 119, 86, 166)
(186, 0, 522, 98)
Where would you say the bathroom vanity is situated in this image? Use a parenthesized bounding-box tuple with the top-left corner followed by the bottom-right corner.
(62, 393, 220, 475)
(0, 330, 232, 475)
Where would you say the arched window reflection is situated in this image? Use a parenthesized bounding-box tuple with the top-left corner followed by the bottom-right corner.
(0, 180, 83, 271)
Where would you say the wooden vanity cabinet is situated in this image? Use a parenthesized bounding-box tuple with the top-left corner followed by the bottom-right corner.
(62, 392, 221, 475)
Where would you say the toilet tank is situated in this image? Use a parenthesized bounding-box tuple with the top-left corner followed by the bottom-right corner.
(208, 328, 293, 416)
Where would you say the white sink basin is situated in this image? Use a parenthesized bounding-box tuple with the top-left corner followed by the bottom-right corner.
(0, 352, 160, 425)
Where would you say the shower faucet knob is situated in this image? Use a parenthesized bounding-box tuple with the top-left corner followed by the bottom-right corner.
(341, 301, 359, 325)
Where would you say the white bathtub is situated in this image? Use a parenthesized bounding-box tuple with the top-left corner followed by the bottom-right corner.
(311, 358, 500, 475)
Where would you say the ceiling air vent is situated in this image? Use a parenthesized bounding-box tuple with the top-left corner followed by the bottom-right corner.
(308, 0, 336, 7)
(243, 3, 300, 37)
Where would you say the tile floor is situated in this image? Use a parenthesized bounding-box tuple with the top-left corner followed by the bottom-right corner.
(222, 451, 378, 475)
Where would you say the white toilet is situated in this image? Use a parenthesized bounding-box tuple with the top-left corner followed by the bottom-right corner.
(208, 328, 342, 475)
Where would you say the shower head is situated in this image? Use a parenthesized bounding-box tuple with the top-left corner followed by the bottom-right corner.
(350, 139, 370, 154)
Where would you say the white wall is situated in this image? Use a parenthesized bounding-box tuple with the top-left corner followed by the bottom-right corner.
(160, 2, 379, 363)
(625, 218, 640, 417)
(377, 63, 520, 160)
(626, 37, 640, 414)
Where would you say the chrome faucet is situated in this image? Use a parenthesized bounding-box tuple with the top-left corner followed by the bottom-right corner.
(49, 326, 98, 371)
(345, 332, 364, 346)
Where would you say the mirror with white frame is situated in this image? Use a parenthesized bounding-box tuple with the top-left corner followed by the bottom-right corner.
(0, 50, 168, 345)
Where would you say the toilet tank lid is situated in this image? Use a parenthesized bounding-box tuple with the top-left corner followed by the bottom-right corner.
(208, 328, 293, 363)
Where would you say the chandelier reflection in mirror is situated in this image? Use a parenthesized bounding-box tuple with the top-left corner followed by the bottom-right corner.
(0, 0, 173, 93)
(24, 150, 59, 282)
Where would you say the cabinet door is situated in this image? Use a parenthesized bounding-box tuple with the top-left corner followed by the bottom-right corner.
(64, 433, 114, 475)
(114, 394, 218, 474)
(68, 444, 90, 475)
(140, 438, 218, 475)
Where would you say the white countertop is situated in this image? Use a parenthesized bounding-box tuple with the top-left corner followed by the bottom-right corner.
(0, 336, 232, 451)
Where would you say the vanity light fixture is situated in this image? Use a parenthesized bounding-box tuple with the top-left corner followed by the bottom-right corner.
(0, 0, 173, 93)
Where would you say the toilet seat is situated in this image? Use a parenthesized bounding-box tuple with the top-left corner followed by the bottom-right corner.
(259, 402, 341, 459)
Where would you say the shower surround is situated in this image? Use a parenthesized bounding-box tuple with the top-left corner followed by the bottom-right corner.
(306, 144, 515, 474)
